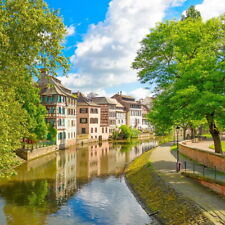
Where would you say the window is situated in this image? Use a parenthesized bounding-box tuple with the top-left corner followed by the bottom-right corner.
(90, 108, 98, 114)
(91, 128, 93, 133)
(90, 118, 98, 124)
(82, 128, 86, 134)
(58, 107, 62, 114)
(105, 127, 108, 133)
(109, 112, 116, 117)
(80, 108, 88, 113)
(58, 132, 63, 140)
(58, 119, 65, 127)
(95, 128, 97, 133)
(58, 132, 66, 140)
(102, 127, 104, 133)
(80, 118, 88, 124)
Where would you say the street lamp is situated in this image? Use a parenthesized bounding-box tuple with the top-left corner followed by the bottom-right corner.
(176, 126, 180, 163)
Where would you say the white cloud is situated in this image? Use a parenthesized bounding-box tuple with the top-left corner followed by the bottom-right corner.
(62, 0, 185, 93)
(129, 88, 152, 100)
(66, 25, 75, 37)
(196, 0, 225, 20)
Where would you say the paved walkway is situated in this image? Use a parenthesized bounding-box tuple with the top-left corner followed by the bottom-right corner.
(150, 142, 225, 225)
(184, 139, 215, 152)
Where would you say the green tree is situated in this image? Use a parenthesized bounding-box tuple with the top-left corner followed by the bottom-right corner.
(181, 5, 201, 20)
(0, 88, 27, 176)
(0, 0, 69, 176)
(133, 8, 225, 153)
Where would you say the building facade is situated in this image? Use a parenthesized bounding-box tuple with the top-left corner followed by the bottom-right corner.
(92, 97, 117, 134)
(114, 99, 127, 127)
(38, 70, 77, 149)
(112, 93, 142, 129)
(75, 92, 109, 143)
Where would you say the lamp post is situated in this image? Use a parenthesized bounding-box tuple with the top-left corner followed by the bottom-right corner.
(176, 126, 180, 162)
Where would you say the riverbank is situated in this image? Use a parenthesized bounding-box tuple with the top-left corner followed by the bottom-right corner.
(125, 143, 224, 225)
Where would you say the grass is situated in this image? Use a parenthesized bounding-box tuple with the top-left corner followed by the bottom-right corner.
(202, 133, 212, 139)
(209, 141, 225, 152)
(125, 150, 212, 225)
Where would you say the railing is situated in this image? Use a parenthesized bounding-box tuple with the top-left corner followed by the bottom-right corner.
(21, 141, 56, 150)
(177, 159, 225, 182)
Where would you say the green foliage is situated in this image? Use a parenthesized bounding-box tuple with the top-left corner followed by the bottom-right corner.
(112, 125, 141, 140)
(133, 7, 225, 153)
(181, 5, 201, 20)
(210, 142, 225, 152)
(0, 88, 26, 177)
(0, 0, 68, 176)
(47, 124, 57, 143)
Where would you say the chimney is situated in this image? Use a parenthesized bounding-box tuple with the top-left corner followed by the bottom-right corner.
(40, 68, 48, 74)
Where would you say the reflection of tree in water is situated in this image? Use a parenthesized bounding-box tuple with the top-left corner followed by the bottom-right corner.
(118, 140, 141, 153)
(0, 180, 51, 207)
(0, 180, 59, 225)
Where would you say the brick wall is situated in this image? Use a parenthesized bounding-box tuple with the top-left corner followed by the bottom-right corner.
(199, 180, 225, 196)
(179, 143, 225, 172)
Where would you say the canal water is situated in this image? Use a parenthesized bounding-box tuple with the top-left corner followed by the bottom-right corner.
(0, 140, 159, 225)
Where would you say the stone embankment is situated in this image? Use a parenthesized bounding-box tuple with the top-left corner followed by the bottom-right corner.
(16, 145, 57, 160)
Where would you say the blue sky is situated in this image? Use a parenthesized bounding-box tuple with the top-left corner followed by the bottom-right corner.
(44, 0, 224, 99)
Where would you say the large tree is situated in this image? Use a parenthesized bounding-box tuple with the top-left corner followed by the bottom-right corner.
(0, 0, 69, 176)
(133, 7, 225, 153)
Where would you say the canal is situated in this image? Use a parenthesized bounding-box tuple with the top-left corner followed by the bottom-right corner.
(0, 139, 159, 225)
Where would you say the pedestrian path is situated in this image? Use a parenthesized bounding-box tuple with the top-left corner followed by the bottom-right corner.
(150, 142, 225, 225)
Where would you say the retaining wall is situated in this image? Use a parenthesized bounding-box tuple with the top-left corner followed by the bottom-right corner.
(179, 142, 225, 172)
(17, 145, 58, 161)
(199, 180, 225, 196)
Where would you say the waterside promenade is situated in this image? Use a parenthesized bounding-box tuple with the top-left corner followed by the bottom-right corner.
(150, 142, 225, 225)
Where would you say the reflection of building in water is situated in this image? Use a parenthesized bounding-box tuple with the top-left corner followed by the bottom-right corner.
(55, 149, 77, 204)
(0, 149, 78, 225)
(0, 140, 158, 225)
(76, 143, 107, 179)
(76, 141, 157, 179)
(139, 140, 158, 153)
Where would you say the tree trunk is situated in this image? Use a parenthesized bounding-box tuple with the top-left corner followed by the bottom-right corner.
(198, 126, 203, 136)
(206, 114, 222, 154)
(183, 127, 187, 140)
(190, 127, 195, 139)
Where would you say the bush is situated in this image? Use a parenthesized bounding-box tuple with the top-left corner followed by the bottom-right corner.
(112, 125, 141, 140)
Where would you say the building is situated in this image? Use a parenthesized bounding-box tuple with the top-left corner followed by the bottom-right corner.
(75, 92, 109, 143)
(114, 99, 126, 127)
(141, 104, 152, 131)
(139, 96, 154, 110)
(139, 97, 154, 131)
(38, 70, 77, 149)
(92, 97, 117, 134)
(112, 92, 142, 129)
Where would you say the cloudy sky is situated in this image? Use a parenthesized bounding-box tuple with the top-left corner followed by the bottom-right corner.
(45, 0, 225, 99)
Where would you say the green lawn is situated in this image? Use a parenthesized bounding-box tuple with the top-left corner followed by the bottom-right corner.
(202, 133, 212, 139)
(209, 141, 225, 152)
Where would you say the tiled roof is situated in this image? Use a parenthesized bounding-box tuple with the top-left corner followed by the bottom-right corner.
(74, 92, 99, 106)
(92, 97, 117, 105)
(38, 74, 74, 97)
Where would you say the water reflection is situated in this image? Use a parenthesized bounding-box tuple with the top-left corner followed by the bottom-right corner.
(0, 140, 158, 225)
